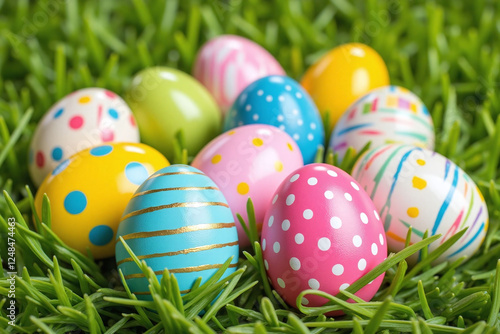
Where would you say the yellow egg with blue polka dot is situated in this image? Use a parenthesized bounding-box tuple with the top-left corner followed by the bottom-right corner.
(34, 143, 169, 259)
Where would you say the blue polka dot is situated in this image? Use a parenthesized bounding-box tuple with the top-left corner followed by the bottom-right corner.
(125, 162, 149, 185)
(88, 225, 114, 246)
(54, 108, 64, 118)
(90, 145, 113, 157)
(52, 159, 70, 176)
(64, 191, 87, 215)
(108, 108, 119, 119)
(51, 147, 63, 161)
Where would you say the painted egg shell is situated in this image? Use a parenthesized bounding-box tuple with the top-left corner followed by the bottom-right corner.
(191, 124, 304, 247)
(352, 144, 488, 264)
(262, 163, 387, 308)
(301, 43, 390, 132)
(330, 86, 435, 162)
(125, 67, 221, 162)
(34, 143, 169, 259)
(193, 35, 285, 114)
(115, 165, 239, 299)
(224, 75, 325, 164)
(29, 88, 140, 186)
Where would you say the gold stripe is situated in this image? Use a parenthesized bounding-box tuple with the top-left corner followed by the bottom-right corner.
(134, 289, 191, 295)
(148, 171, 204, 179)
(119, 222, 235, 241)
(133, 186, 219, 198)
(124, 263, 238, 279)
(121, 202, 229, 221)
(117, 241, 239, 265)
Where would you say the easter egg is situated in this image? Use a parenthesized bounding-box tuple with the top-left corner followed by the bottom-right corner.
(301, 43, 390, 131)
(34, 143, 169, 259)
(125, 67, 221, 161)
(193, 35, 285, 114)
(330, 86, 435, 161)
(29, 88, 140, 187)
(191, 124, 304, 247)
(352, 144, 488, 264)
(115, 165, 239, 299)
(262, 164, 387, 308)
(224, 75, 325, 164)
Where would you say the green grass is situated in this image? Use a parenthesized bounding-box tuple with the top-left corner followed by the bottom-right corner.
(1, 0, 500, 332)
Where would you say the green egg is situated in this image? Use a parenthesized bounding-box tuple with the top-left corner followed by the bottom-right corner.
(125, 67, 221, 161)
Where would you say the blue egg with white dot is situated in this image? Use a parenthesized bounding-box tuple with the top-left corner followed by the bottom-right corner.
(115, 164, 239, 300)
(224, 75, 325, 164)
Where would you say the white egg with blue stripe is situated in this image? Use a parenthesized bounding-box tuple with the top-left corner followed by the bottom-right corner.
(115, 164, 239, 299)
(223, 75, 324, 164)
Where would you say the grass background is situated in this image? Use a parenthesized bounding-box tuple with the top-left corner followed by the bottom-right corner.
(1, 0, 500, 332)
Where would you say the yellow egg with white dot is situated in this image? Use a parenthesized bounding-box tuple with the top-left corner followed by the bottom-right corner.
(192, 125, 304, 247)
(352, 144, 488, 264)
(34, 143, 169, 259)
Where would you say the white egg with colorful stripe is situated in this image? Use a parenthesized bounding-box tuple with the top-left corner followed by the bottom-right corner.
(115, 165, 239, 299)
(330, 86, 434, 161)
(352, 144, 488, 264)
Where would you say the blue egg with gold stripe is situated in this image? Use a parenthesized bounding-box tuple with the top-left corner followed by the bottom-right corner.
(115, 164, 239, 299)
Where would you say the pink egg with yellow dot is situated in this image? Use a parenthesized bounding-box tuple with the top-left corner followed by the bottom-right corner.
(191, 124, 304, 247)
(261, 163, 387, 309)
(29, 88, 140, 187)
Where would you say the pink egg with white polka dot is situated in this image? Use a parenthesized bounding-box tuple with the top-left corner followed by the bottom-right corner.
(191, 124, 304, 247)
(29, 88, 140, 187)
(261, 163, 387, 310)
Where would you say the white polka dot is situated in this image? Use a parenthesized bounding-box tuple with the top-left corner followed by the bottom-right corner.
(307, 177, 318, 186)
(290, 257, 301, 270)
(282, 219, 290, 231)
(295, 233, 304, 244)
(296, 92, 302, 98)
(324, 191, 334, 199)
(292, 109, 299, 115)
(379, 233, 384, 245)
(285, 85, 292, 91)
(344, 193, 352, 201)
(241, 93, 247, 100)
(301, 297, 309, 305)
(257, 90, 264, 96)
(327, 170, 338, 177)
(262, 239, 266, 251)
(277, 115, 284, 122)
(303, 209, 313, 220)
(330, 216, 342, 229)
(278, 95, 285, 102)
(318, 237, 331, 251)
(273, 242, 280, 253)
(293, 134, 300, 140)
(268, 215, 274, 227)
(279, 125, 285, 131)
(286, 194, 295, 206)
(307, 134, 314, 141)
(272, 194, 278, 204)
(374, 210, 380, 220)
(310, 123, 317, 130)
(358, 258, 367, 271)
(297, 119, 303, 126)
(353, 235, 362, 247)
(253, 114, 259, 121)
(351, 182, 360, 191)
(266, 95, 273, 102)
(264, 260, 269, 270)
(308, 279, 320, 290)
(245, 104, 252, 111)
(360, 212, 368, 224)
(371, 243, 378, 255)
(339, 283, 350, 291)
(277, 278, 285, 288)
(290, 174, 300, 182)
(332, 264, 344, 276)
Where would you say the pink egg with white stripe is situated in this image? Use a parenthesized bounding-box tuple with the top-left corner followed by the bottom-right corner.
(29, 88, 139, 186)
(261, 163, 387, 309)
(193, 35, 285, 114)
(330, 86, 434, 162)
